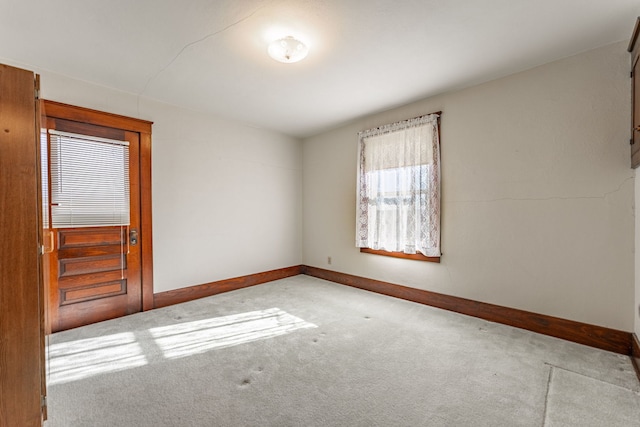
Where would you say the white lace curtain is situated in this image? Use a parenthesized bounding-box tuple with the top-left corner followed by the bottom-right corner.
(356, 113, 441, 257)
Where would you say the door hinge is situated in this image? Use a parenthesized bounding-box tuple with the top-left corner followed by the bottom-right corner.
(631, 138, 635, 146)
(41, 395, 47, 409)
(35, 88, 40, 99)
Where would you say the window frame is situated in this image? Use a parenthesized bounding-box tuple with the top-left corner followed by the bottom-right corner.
(356, 112, 442, 263)
(360, 247, 440, 263)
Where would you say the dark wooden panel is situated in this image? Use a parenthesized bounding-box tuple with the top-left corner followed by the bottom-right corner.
(59, 254, 125, 277)
(61, 280, 126, 305)
(154, 266, 303, 308)
(0, 64, 44, 427)
(302, 266, 632, 355)
(58, 269, 127, 289)
(53, 118, 125, 141)
(632, 333, 640, 382)
(58, 227, 125, 249)
(58, 245, 124, 259)
(56, 294, 131, 331)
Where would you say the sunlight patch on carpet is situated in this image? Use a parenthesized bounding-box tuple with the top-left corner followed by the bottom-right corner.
(48, 332, 148, 385)
(149, 308, 317, 359)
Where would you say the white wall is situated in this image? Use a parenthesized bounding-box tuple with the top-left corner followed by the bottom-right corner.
(303, 41, 635, 331)
(35, 70, 303, 293)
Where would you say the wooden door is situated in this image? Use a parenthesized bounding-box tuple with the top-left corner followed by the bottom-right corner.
(0, 64, 45, 426)
(44, 119, 142, 332)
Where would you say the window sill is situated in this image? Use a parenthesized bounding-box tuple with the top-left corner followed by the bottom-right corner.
(360, 248, 440, 263)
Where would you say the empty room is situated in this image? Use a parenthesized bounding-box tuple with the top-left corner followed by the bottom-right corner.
(2, 1, 640, 426)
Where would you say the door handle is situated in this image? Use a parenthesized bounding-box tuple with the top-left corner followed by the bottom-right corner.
(129, 229, 138, 246)
(42, 229, 54, 254)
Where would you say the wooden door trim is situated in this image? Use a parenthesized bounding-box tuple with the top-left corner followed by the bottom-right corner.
(42, 100, 152, 133)
(42, 100, 154, 312)
(139, 131, 154, 310)
(35, 75, 48, 421)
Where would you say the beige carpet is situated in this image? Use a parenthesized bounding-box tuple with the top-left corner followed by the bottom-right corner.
(45, 275, 640, 426)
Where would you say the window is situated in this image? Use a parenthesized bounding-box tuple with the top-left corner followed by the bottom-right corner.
(48, 130, 130, 228)
(356, 113, 441, 261)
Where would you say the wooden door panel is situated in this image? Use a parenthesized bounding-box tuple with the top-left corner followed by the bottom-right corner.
(58, 245, 123, 258)
(45, 124, 142, 333)
(0, 63, 44, 426)
(59, 254, 125, 276)
(55, 269, 127, 287)
(60, 280, 126, 305)
(59, 227, 125, 248)
(56, 295, 132, 331)
(59, 253, 126, 277)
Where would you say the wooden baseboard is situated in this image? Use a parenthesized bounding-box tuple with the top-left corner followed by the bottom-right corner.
(151, 263, 634, 358)
(632, 333, 640, 382)
(153, 265, 303, 309)
(301, 265, 632, 355)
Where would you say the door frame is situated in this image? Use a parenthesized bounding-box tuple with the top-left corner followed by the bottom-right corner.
(42, 100, 154, 313)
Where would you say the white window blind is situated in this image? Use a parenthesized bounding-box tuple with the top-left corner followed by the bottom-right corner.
(48, 130, 130, 228)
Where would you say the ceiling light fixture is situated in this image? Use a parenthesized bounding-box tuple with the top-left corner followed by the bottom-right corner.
(268, 36, 309, 63)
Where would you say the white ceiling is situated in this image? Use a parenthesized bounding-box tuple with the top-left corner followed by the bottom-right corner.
(1, 0, 639, 137)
